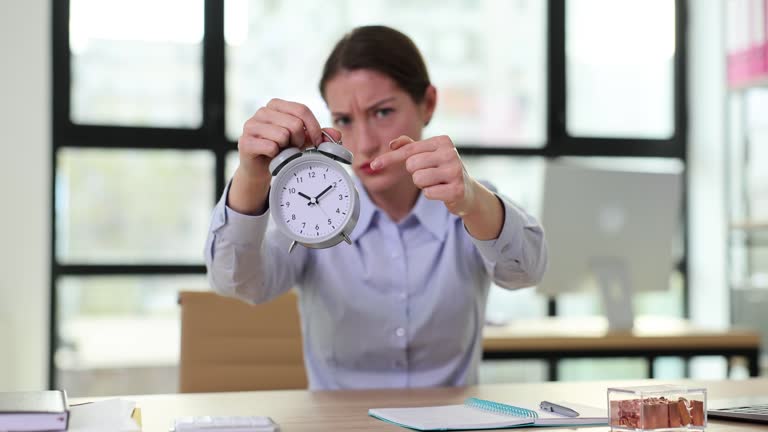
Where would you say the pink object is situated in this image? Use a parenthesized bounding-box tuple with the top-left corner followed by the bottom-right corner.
(764, 0, 768, 77)
(729, 51, 752, 87)
(749, 0, 767, 79)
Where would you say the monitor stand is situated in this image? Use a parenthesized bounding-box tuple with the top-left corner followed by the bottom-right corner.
(591, 258, 635, 331)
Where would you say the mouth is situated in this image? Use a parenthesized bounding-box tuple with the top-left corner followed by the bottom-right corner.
(359, 161, 379, 175)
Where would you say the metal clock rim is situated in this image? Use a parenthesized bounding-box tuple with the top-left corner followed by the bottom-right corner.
(268, 153, 360, 249)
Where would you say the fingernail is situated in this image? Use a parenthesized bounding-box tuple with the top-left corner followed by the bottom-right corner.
(370, 159, 381, 170)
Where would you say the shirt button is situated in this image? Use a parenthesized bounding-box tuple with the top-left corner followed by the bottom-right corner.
(395, 327, 405, 337)
(398, 292, 407, 301)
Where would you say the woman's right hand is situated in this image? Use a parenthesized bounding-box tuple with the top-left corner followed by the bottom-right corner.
(228, 98, 341, 215)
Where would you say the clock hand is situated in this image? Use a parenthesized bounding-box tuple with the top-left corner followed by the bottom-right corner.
(297, 191, 315, 206)
(314, 185, 334, 202)
(314, 199, 347, 243)
(315, 199, 333, 221)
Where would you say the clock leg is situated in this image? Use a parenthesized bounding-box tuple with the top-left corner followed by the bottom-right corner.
(340, 232, 352, 245)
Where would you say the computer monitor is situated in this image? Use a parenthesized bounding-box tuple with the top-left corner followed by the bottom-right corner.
(538, 159, 682, 330)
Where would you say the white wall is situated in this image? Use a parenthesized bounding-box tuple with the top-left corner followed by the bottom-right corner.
(687, 0, 729, 330)
(0, 0, 50, 390)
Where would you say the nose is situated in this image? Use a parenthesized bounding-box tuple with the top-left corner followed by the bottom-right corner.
(351, 121, 382, 158)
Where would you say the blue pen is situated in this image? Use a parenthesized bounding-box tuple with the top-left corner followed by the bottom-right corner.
(539, 401, 580, 417)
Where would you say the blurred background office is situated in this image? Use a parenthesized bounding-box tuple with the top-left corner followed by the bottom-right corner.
(1, 0, 766, 396)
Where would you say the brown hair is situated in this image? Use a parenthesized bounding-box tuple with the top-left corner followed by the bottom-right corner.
(319, 25, 431, 103)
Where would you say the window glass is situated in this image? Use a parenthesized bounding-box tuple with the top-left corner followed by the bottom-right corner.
(56, 276, 208, 396)
(56, 149, 214, 264)
(567, 0, 675, 138)
(69, 0, 203, 127)
(226, 0, 546, 147)
(226, 150, 239, 185)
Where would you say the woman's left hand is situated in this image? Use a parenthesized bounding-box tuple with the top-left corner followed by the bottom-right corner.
(371, 135, 478, 216)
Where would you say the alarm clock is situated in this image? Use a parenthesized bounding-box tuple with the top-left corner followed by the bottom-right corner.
(268, 131, 360, 253)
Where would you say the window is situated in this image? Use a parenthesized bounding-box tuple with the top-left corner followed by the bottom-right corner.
(225, 0, 547, 147)
(56, 275, 207, 396)
(53, 0, 218, 396)
(566, 0, 676, 139)
(69, 0, 204, 128)
(53, 0, 688, 394)
(56, 149, 213, 264)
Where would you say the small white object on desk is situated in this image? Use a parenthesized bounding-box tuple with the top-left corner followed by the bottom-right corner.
(69, 398, 140, 432)
(172, 416, 278, 432)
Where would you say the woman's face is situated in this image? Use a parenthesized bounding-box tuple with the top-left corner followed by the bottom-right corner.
(324, 69, 435, 195)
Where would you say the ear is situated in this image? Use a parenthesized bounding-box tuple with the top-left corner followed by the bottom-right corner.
(421, 85, 437, 126)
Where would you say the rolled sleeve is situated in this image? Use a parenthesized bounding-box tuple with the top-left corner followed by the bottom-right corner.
(215, 203, 271, 246)
(469, 188, 548, 290)
(205, 180, 270, 260)
(204, 181, 301, 304)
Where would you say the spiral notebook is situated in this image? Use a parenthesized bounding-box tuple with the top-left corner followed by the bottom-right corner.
(369, 397, 607, 431)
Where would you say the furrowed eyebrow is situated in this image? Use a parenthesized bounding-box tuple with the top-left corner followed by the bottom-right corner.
(331, 97, 396, 117)
(365, 97, 396, 112)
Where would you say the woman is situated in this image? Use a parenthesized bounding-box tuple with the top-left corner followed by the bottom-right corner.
(204, 25, 547, 390)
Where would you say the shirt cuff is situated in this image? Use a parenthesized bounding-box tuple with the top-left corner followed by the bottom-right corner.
(210, 179, 271, 246)
(469, 194, 532, 264)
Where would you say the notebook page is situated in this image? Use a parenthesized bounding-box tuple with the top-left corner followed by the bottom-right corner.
(369, 404, 532, 431)
(463, 398, 607, 426)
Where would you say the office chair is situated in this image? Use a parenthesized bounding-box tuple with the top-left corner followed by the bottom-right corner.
(178, 290, 307, 392)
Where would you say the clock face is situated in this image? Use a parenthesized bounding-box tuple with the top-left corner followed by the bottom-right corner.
(272, 158, 354, 242)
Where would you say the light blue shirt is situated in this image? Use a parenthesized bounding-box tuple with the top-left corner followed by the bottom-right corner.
(204, 179, 547, 390)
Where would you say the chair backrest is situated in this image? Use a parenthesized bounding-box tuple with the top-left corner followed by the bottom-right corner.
(178, 291, 307, 392)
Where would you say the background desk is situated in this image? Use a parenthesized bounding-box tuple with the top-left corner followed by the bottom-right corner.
(482, 316, 761, 380)
(91, 378, 768, 431)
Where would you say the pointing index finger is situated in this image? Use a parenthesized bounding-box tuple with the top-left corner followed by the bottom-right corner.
(371, 138, 438, 170)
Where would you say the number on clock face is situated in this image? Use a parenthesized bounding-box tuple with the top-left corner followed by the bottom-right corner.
(277, 161, 352, 239)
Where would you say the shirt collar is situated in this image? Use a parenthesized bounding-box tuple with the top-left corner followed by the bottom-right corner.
(350, 178, 451, 242)
(409, 189, 451, 241)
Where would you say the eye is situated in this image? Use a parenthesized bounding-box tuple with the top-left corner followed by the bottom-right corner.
(333, 116, 351, 127)
(374, 108, 394, 118)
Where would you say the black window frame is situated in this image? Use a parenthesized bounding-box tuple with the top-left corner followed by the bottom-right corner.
(50, 0, 688, 387)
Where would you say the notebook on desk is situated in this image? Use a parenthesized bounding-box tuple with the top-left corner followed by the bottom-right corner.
(0, 390, 69, 432)
(369, 397, 607, 431)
